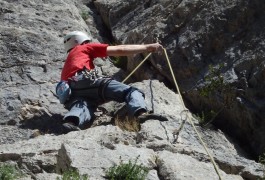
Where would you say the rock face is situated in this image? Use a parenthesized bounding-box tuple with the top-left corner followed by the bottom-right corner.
(94, 0, 265, 157)
(0, 80, 264, 179)
(0, 0, 264, 179)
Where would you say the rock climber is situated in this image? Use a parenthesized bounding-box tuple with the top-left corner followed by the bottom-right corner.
(56, 31, 165, 133)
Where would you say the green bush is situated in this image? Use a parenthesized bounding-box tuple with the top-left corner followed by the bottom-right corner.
(199, 63, 226, 98)
(258, 153, 265, 179)
(0, 164, 23, 180)
(259, 153, 265, 165)
(57, 168, 89, 180)
(196, 63, 233, 126)
(110, 56, 128, 70)
(80, 10, 89, 20)
(106, 156, 149, 180)
(195, 110, 218, 126)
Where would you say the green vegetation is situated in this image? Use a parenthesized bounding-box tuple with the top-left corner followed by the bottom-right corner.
(196, 63, 234, 126)
(259, 152, 265, 179)
(259, 152, 265, 165)
(110, 56, 128, 70)
(106, 156, 149, 180)
(199, 63, 235, 106)
(199, 63, 226, 98)
(195, 110, 218, 126)
(57, 168, 89, 180)
(80, 10, 89, 20)
(258, 152, 265, 179)
(108, 42, 128, 70)
(0, 164, 23, 180)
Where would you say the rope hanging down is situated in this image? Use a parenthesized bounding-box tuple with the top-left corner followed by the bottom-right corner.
(163, 48, 223, 180)
(121, 49, 223, 180)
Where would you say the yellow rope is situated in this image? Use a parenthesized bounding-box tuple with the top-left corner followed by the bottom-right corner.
(120, 49, 223, 179)
(163, 48, 223, 180)
(163, 49, 186, 109)
(122, 53, 152, 83)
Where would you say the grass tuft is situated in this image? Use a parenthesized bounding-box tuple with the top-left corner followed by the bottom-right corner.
(80, 10, 89, 20)
(258, 152, 265, 179)
(106, 156, 149, 180)
(57, 168, 89, 180)
(195, 110, 218, 126)
(0, 164, 23, 180)
(115, 115, 140, 132)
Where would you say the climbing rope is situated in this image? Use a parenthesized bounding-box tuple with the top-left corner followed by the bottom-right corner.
(121, 48, 223, 180)
(163, 48, 223, 180)
(122, 53, 152, 83)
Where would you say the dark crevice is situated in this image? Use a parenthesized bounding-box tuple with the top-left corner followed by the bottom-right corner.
(19, 113, 65, 135)
(85, 2, 114, 44)
(154, 157, 165, 180)
(144, 0, 152, 9)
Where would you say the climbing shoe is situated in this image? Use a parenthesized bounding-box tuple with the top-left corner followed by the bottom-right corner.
(137, 112, 168, 123)
(62, 121, 80, 134)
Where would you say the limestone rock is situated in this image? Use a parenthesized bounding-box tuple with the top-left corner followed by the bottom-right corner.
(0, 0, 264, 179)
(94, 0, 265, 157)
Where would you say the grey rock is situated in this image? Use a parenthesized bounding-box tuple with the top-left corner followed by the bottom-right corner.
(0, 81, 264, 179)
(0, 0, 264, 180)
(94, 0, 265, 157)
(157, 151, 243, 180)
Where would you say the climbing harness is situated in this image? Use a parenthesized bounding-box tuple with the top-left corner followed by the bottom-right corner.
(121, 48, 223, 180)
(67, 68, 112, 103)
(72, 68, 100, 82)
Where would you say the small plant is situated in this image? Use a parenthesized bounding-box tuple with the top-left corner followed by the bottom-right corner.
(57, 168, 89, 180)
(110, 56, 128, 70)
(258, 152, 265, 179)
(195, 110, 218, 126)
(196, 63, 234, 126)
(199, 63, 226, 98)
(259, 153, 265, 165)
(80, 10, 89, 20)
(115, 115, 140, 132)
(108, 42, 128, 70)
(106, 156, 149, 180)
(0, 164, 23, 180)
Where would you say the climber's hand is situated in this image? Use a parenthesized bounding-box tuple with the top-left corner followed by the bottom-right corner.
(146, 43, 163, 53)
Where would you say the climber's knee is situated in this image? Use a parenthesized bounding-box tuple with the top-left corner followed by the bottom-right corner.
(125, 87, 145, 103)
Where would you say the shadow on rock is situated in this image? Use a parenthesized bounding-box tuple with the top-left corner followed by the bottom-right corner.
(19, 113, 66, 135)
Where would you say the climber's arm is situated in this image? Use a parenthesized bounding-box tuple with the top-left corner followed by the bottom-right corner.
(107, 43, 163, 56)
